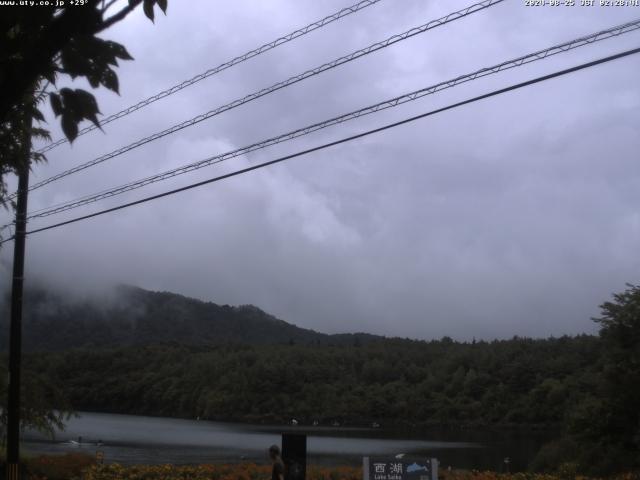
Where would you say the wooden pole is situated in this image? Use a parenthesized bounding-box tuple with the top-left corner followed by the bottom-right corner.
(6, 116, 31, 479)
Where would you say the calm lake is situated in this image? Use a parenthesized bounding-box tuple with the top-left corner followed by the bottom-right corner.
(23, 412, 553, 471)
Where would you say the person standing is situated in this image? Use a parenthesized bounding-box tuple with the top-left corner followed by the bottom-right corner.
(269, 444, 285, 480)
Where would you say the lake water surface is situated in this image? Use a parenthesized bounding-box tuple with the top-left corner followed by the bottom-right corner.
(23, 412, 553, 471)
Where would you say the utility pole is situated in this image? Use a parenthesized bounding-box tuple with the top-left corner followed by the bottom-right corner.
(6, 115, 32, 480)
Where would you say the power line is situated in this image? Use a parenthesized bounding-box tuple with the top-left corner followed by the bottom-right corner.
(23, 18, 640, 221)
(24, 16, 640, 217)
(36, 0, 385, 154)
(18, 0, 505, 199)
(7, 46, 637, 244)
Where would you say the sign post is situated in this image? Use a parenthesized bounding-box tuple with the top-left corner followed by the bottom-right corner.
(282, 433, 306, 480)
(363, 457, 438, 480)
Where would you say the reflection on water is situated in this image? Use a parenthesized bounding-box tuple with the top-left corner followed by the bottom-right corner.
(23, 412, 553, 471)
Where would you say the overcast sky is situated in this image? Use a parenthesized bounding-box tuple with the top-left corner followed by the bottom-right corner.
(1, 0, 639, 340)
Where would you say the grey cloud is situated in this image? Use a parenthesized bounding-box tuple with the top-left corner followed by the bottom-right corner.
(1, 0, 639, 341)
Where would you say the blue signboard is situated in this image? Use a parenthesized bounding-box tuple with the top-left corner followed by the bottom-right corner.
(363, 457, 438, 480)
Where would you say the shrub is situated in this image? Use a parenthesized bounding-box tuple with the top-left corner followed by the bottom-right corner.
(26, 453, 96, 480)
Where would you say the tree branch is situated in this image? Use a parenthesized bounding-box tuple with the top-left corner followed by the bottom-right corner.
(100, 0, 143, 32)
(101, 0, 120, 15)
(35, 80, 51, 101)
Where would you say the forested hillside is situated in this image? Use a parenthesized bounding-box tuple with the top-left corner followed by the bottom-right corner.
(20, 336, 601, 427)
(0, 285, 376, 351)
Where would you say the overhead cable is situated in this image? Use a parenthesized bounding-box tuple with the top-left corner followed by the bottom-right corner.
(19, 0, 505, 199)
(36, 0, 386, 154)
(24, 18, 640, 220)
(5, 45, 637, 244)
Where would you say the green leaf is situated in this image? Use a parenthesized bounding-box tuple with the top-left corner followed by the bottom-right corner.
(101, 69, 119, 94)
(61, 113, 78, 142)
(143, 0, 155, 22)
(60, 43, 90, 78)
(86, 71, 101, 89)
(59, 88, 81, 120)
(32, 107, 45, 123)
(56, 89, 102, 133)
(72, 90, 101, 128)
(49, 93, 63, 117)
(43, 68, 57, 86)
(31, 127, 51, 142)
(157, 0, 167, 14)
(30, 151, 47, 164)
(106, 41, 134, 61)
(58, 87, 73, 100)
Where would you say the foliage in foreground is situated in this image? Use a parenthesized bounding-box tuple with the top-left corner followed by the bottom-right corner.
(25, 452, 96, 480)
(19, 455, 640, 480)
(82, 463, 362, 480)
(0, 361, 74, 440)
(439, 471, 640, 480)
(1, 0, 169, 208)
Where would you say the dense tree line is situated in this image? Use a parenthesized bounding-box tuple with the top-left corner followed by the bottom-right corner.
(19, 335, 601, 428)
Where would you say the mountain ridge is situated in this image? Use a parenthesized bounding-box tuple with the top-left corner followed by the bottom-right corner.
(0, 283, 380, 351)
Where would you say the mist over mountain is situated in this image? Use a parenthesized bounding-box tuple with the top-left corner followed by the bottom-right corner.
(0, 284, 378, 352)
